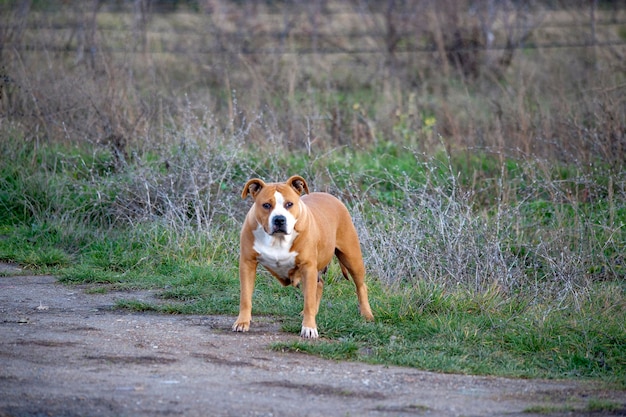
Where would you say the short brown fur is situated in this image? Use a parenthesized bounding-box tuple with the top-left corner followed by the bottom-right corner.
(233, 175, 374, 338)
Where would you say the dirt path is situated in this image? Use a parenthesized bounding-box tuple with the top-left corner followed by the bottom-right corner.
(1, 266, 624, 417)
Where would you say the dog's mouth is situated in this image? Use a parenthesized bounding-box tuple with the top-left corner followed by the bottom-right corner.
(271, 225, 288, 235)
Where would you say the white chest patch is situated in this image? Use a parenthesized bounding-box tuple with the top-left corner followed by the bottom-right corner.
(252, 225, 298, 279)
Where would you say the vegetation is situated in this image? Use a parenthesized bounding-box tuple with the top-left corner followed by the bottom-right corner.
(0, 1, 624, 386)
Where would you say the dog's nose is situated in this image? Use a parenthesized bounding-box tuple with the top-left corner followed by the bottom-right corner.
(273, 215, 286, 227)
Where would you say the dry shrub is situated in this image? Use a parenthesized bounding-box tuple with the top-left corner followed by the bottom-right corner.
(101, 108, 250, 231)
(352, 153, 625, 303)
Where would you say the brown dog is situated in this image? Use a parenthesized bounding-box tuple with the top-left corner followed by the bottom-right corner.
(232, 175, 374, 338)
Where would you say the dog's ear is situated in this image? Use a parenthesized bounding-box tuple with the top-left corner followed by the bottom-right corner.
(242, 178, 266, 199)
(287, 175, 309, 195)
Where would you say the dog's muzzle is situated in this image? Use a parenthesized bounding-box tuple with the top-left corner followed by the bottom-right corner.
(271, 215, 288, 234)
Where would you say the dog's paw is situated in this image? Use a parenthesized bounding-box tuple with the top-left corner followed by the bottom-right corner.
(361, 310, 375, 322)
(300, 326, 319, 339)
(359, 304, 375, 322)
(232, 320, 250, 332)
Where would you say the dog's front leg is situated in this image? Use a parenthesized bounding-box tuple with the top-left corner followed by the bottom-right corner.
(300, 265, 320, 338)
(233, 258, 257, 332)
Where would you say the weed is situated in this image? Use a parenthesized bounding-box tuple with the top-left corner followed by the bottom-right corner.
(586, 398, 624, 413)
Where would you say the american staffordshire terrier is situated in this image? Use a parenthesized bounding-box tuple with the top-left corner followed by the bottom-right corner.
(232, 175, 374, 338)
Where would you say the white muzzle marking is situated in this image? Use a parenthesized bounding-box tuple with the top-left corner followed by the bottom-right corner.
(253, 192, 299, 280)
(268, 191, 297, 235)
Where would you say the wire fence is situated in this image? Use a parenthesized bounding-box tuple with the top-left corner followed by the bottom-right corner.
(5, 39, 626, 56)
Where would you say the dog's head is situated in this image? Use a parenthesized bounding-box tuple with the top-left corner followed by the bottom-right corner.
(242, 175, 309, 236)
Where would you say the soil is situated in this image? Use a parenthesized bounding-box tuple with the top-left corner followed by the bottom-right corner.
(1, 263, 624, 417)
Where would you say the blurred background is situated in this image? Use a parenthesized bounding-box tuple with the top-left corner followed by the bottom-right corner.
(1, 0, 624, 165)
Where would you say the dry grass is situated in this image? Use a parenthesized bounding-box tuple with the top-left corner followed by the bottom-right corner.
(2, 1, 624, 161)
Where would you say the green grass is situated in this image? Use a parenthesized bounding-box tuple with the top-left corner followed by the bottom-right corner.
(0, 137, 624, 388)
(524, 398, 625, 414)
(586, 398, 625, 413)
(272, 278, 625, 383)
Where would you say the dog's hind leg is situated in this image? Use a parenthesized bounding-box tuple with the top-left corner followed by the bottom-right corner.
(335, 249, 374, 321)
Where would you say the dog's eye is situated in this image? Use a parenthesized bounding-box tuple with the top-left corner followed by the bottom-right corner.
(262, 203, 272, 210)
(285, 202, 293, 209)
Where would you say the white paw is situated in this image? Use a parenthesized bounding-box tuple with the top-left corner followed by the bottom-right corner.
(300, 326, 319, 339)
(232, 321, 250, 332)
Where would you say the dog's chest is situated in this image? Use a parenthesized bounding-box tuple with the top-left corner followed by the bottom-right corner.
(252, 226, 298, 279)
